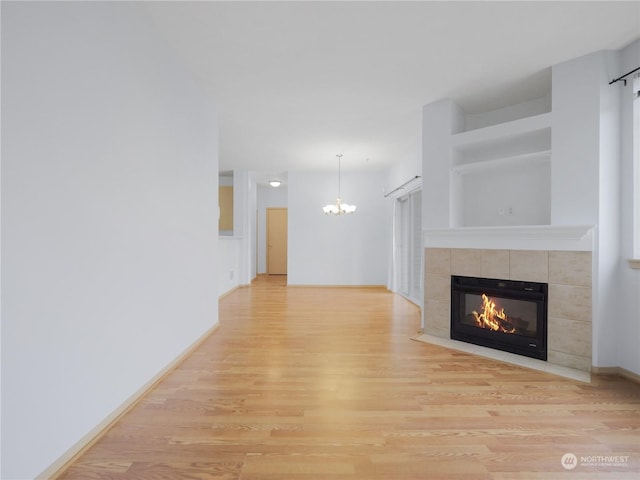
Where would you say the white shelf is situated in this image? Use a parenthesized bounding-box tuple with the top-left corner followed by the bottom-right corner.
(452, 112, 552, 148)
(451, 112, 551, 166)
(452, 150, 551, 175)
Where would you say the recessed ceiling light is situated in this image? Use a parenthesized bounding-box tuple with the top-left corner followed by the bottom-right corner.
(268, 180, 281, 187)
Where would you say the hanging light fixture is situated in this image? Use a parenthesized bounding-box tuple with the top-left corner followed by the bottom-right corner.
(323, 154, 357, 215)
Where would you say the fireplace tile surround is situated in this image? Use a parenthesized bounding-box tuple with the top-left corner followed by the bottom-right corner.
(424, 247, 593, 373)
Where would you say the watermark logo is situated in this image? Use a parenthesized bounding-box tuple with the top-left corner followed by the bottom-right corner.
(561, 453, 630, 470)
(561, 453, 578, 470)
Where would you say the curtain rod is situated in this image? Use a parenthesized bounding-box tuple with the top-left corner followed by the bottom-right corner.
(609, 66, 640, 85)
(384, 175, 421, 198)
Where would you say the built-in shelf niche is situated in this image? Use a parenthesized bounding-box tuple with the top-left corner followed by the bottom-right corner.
(449, 98, 552, 228)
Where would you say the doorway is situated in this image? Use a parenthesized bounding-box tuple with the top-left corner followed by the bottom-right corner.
(267, 208, 288, 275)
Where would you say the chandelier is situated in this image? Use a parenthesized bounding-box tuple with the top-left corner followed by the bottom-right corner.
(323, 154, 357, 215)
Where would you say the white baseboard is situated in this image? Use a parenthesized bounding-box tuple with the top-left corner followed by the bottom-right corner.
(39, 322, 220, 479)
(592, 366, 640, 383)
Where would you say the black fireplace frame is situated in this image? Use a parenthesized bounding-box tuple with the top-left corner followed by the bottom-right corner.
(450, 275, 548, 361)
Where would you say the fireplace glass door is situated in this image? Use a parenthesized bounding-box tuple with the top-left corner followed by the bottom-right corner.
(451, 276, 547, 360)
(460, 292, 538, 337)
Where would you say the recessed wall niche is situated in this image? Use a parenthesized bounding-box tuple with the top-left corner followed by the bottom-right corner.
(448, 95, 552, 228)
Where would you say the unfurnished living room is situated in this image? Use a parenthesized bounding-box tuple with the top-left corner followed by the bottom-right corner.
(2, 1, 640, 479)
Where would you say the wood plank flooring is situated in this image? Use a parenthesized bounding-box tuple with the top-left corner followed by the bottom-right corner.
(58, 275, 640, 479)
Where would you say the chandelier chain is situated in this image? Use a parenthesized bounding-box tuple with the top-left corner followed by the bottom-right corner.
(337, 154, 342, 199)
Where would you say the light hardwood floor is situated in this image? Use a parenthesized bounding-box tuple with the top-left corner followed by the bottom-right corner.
(58, 275, 639, 479)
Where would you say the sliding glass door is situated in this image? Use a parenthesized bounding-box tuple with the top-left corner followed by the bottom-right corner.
(396, 189, 422, 305)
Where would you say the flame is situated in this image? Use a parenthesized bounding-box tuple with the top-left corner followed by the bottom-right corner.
(472, 294, 516, 334)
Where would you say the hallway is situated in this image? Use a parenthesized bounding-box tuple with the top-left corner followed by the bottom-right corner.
(58, 276, 639, 479)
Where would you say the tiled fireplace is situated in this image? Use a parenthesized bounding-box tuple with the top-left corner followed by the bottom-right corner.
(423, 227, 594, 373)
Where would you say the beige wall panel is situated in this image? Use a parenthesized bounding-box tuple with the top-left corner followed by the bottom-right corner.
(548, 284, 592, 322)
(549, 251, 592, 287)
(451, 249, 481, 277)
(547, 350, 592, 372)
(425, 248, 451, 275)
(425, 273, 450, 305)
(509, 250, 548, 283)
(480, 249, 510, 279)
(424, 299, 450, 338)
(547, 316, 592, 357)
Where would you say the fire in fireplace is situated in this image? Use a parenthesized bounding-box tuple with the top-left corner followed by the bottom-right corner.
(450, 276, 547, 360)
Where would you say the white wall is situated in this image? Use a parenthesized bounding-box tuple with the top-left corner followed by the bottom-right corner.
(464, 95, 551, 131)
(1, 3, 219, 478)
(219, 238, 242, 296)
(617, 40, 640, 375)
(597, 50, 623, 370)
(257, 185, 288, 274)
(552, 50, 626, 370)
(422, 100, 460, 230)
(288, 170, 391, 285)
(459, 161, 551, 227)
(551, 53, 601, 226)
(231, 170, 256, 285)
(384, 147, 422, 198)
(249, 177, 259, 281)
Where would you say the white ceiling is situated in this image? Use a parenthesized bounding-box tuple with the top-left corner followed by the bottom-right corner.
(144, 1, 640, 178)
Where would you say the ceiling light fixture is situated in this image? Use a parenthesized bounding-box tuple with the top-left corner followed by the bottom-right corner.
(323, 154, 356, 215)
(268, 180, 281, 187)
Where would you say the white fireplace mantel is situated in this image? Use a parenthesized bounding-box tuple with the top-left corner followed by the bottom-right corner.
(423, 225, 594, 252)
